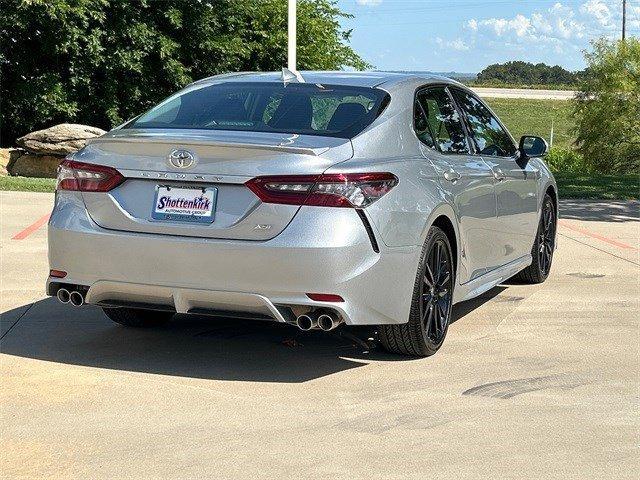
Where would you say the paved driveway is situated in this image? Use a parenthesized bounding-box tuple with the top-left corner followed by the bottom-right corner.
(1, 191, 638, 479)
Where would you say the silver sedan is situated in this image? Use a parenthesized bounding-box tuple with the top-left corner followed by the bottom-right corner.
(47, 71, 557, 356)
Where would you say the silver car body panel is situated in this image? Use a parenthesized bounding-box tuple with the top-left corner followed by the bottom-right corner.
(48, 71, 557, 326)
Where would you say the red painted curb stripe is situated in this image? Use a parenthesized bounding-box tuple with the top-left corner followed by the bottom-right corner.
(559, 220, 638, 251)
(12, 214, 51, 240)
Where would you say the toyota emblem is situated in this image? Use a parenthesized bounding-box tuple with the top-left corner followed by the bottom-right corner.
(168, 149, 196, 169)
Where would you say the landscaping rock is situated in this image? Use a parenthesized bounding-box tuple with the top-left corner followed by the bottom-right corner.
(1, 148, 26, 176)
(16, 123, 106, 156)
(6, 150, 62, 178)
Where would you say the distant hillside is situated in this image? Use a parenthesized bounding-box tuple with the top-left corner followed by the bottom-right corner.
(473, 61, 583, 87)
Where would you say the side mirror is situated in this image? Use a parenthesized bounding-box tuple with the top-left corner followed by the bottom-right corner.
(519, 135, 548, 158)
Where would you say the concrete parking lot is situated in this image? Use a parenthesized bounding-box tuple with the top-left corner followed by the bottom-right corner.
(1, 190, 638, 479)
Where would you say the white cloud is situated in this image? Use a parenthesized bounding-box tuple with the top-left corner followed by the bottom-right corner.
(468, 3, 587, 45)
(356, 0, 382, 6)
(580, 0, 613, 28)
(436, 37, 470, 51)
(467, 0, 639, 45)
(426, 1, 639, 70)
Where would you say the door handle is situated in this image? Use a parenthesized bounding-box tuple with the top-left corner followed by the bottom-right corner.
(492, 168, 506, 181)
(443, 169, 461, 182)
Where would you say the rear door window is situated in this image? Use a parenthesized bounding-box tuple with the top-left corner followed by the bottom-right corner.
(450, 88, 517, 157)
(415, 87, 469, 154)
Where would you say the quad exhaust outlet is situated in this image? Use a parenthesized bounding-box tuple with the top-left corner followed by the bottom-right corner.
(296, 311, 319, 331)
(317, 311, 342, 331)
(56, 288, 85, 307)
(295, 309, 344, 331)
(69, 291, 85, 307)
(56, 288, 70, 304)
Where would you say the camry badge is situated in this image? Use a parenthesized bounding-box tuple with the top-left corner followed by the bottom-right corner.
(168, 149, 196, 169)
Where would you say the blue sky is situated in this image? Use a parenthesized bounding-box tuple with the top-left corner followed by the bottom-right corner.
(336, 0, 640, 72)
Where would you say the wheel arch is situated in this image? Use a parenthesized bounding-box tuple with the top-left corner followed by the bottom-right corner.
(432, 215, 458, 276)
(421, 203, 460, 283)
(545, 183, 558, 219)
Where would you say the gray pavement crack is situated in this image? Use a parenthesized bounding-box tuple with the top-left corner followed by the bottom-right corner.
(0, 302, 33, 341)
(559, 232, 639, 267)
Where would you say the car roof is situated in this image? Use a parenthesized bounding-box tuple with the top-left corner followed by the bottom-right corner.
(190, 70, 463, 89)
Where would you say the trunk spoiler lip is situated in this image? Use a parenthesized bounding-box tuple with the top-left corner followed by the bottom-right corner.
(86, 131, 345, 156)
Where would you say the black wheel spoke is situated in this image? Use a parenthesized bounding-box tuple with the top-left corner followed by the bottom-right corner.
(438, 270, 450, 287)
(425, 303, 435, 334)
(424, 264, 435, 288)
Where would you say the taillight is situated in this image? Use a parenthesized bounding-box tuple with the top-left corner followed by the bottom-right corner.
(57, 160, 125, 192)
(245, 173, 397, 208)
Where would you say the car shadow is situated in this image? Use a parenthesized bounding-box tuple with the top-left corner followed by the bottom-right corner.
(559, 199, 639, 223)
(1, 290, 503, 383)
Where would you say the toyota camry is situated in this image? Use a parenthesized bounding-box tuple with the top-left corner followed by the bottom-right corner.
(48, 71, 557, 356)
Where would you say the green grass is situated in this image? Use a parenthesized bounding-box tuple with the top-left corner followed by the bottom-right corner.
(555, 173, 639, 200)
(0, 176, 56, 193)
(484, 97, 575, 150)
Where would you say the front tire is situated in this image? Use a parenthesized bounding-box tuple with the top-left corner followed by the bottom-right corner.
(514, 193, 556, 284)
(102, 307, 174, 328)
(379, 226, 455, 357)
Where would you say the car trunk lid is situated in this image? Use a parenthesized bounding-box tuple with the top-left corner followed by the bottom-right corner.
(77, 129, 353, 240)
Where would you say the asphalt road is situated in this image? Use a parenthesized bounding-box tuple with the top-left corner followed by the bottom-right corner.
(1, 191, 638, 480)
(472, 87, 576, 100)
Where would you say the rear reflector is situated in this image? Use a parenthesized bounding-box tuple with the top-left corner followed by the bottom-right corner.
(306, 293, 345, 303)
(57, 160, 125, 192)
(246, 173, 397, 208)
(49, 269, 67, 278)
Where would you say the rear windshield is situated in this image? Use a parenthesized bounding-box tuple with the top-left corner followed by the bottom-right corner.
(127, 82, 389, 139)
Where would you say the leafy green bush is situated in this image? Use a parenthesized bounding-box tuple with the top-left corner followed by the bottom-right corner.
(545, 148, 591, 174)
(0, 0, 370, 147)
(574, 38, 640, 174)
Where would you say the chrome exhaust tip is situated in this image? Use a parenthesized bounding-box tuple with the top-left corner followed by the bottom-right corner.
(56, 288, 70, 304)
(296, 313, 318, 331)
(69, 291, 85, 307)
(317, 311, 343, 331)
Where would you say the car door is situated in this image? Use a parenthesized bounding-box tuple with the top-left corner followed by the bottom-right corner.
(415, 86, 497, 284)
(450, 87, 539, 268)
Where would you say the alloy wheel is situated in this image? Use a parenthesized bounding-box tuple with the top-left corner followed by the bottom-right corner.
(420, 239, 454, 344)
(538, 200, 556, 276)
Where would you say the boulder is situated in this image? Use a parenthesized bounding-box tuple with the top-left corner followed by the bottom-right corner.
(0, 148, 15, 175)
(16, 123, 106, 156)
(6, 150, 62, 178)
(1, 148, 26, 176)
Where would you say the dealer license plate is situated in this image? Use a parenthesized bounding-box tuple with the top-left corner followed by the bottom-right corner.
(152, 185, 217, 224)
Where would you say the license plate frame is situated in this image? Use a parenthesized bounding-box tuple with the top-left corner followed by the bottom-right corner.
(151, 185, 217, 224)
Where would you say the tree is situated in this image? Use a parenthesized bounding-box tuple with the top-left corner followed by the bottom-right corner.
(476, 61, 581, 86)
(0, 0, 370, 146)
(573, 38, 640, 174)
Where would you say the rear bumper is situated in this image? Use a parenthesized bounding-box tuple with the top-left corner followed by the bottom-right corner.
(47, 192, 418, 325)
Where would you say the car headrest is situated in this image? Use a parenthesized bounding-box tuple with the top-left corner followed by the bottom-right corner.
(268, 95, 313, 130)
(212, 97, 247, 120)
(327, 102, 367, 131)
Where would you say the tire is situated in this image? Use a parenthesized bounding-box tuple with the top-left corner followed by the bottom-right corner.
(102, 307, 174, 328)
(379, 226, 455, 357)
(514, 194, 556, 284)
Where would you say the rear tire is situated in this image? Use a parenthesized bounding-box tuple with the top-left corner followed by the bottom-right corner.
(102, 307, 174, 328)
(514, 194, 556, 284)
(379, 226, 455, 357)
